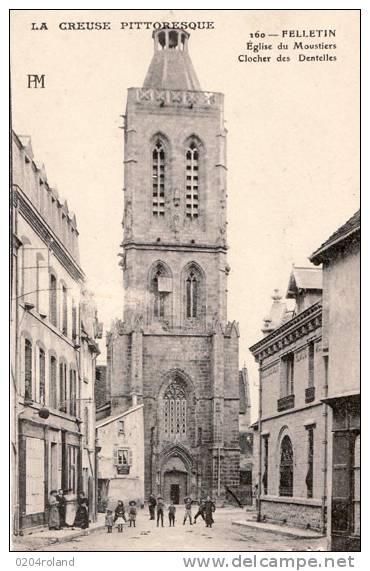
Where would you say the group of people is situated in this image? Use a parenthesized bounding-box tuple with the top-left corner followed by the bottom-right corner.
(48, 489, 89, 531)
(105, 500, 138, 533)
(148, 494, 216, 528)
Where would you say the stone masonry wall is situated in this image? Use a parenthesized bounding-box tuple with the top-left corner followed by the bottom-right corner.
(261, 498, 322, 531)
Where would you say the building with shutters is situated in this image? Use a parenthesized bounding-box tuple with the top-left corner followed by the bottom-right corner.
(249, 267, 328, 532)
(310, 211, 360, 551)
(11, 131, 101, 534)
(105, 29, 241, 504)
(96, 404, 144, 511)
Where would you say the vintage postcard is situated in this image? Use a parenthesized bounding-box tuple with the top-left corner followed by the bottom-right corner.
(9, 8, 360, 557)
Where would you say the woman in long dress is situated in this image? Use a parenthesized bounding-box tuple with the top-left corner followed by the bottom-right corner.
(64, 489, 76, 527)
(73, 491, 89, 529)
(48, 490, 60, 530)
(204, 496, 215, 528)
(56, 489, 66, 528)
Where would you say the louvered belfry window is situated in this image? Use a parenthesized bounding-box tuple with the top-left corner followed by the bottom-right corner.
(152, 141, 165, 217)
(186, 270, 198, 318)
(186, 142, 199, 219)
(153, 267, 165, 319)
(164, 380, 187, 436)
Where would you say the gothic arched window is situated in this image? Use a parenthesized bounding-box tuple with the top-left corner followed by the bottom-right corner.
(164, 380, 187, 436)
(186, 270, 198, 318)
(153, 267, 165, 318)
(279, 435, 293, 497)
(150, 262, 172, 321)
(152, 140, 166, 217)
(185, 142, 199, 219)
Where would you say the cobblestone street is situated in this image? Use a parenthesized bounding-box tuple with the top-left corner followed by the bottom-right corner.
(29, 509, 326, 552)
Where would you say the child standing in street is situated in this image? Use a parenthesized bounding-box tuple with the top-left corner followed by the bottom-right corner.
(105, 509, 114, 533)
(183, 497, 193, 525)
(128, 500, 137, 527)
(114, 500, 126, 532)
(168, 502, 176, 527)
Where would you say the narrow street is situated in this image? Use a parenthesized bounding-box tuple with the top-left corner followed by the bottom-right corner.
(35, 509, 326, 552)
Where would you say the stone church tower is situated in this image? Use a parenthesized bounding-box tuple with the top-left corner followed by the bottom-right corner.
(109, 29, 240, 502)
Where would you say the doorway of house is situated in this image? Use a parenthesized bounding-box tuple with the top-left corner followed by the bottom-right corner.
(170, 484, 180, 504)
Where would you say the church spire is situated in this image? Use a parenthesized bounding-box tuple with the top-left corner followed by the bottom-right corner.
(143, 29, 201, 91)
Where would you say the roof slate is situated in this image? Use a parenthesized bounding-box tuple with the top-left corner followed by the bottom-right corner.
(310, 210, 360, 263)
(286, 266, 322, 297)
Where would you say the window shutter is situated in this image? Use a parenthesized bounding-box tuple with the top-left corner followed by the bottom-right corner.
(128, 449, 133, 466)
(38, 257, 49, 316)
(332, 432, 351, 533)
(113, 447, 118, 466)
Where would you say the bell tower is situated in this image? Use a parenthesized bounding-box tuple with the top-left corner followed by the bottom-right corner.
(113, 29, 240, 501)
(122, 29, 229, 331)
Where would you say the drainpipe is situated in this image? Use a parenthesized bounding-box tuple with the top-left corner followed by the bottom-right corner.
(257, 358, 262, 522)
(95, 427, 100, 520)
(321, 353, 329, 534)
(217, 445, 221, 497)
(150, 427, 154, 494)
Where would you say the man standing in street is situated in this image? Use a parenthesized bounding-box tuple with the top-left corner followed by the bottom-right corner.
(204, 496, 216, 528)
(148, 493, 157, 520)
(156, 496, 164, 527)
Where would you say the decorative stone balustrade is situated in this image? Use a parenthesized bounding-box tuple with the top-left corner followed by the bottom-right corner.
(134, 88, 221, 108)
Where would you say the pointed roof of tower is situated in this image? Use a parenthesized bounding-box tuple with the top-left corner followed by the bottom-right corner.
(143, 29, 201, 91)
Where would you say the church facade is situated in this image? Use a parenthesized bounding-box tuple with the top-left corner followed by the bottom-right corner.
(107, 29, 240, 503)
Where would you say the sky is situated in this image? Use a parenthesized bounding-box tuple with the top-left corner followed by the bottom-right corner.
(11, 10, 359, 420)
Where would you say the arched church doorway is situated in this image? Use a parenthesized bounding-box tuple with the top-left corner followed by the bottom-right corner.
(161, 455, 189, 504)
(163, 470, 187, 504)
